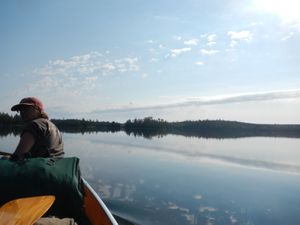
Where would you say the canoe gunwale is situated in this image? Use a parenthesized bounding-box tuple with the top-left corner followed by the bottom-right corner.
(82, 178, 118, 225)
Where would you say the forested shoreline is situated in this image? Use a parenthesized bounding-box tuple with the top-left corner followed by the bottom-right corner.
(1, 113, 300, 139)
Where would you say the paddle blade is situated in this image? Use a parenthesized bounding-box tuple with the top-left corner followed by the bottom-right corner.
(0, 195, 55, 225)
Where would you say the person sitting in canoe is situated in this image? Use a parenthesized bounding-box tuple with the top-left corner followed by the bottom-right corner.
(0, 98, 118, 225)
(10, 97, 64, 159)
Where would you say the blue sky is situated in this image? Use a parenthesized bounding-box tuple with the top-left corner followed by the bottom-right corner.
(1, 0, 300, 123)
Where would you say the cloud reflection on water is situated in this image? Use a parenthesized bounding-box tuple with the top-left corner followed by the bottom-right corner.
(96, 180, 136, 202)
(85, 136, 300, 175)
(67, 133, 300, 225)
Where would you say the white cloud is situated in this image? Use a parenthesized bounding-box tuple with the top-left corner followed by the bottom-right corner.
(27, 52, 140, 97)
(36, 76, 59, 89)
(281, 31, 295, 41)
(102, 63, 116, 72)
(184, 38, 199, 46)
(71, 53, 93, 63)
(82, 76, 98, 88)
(186, 89, 300, 104)
(149, 44, 165, 56)
(207, 34, 217, 42)
(199, 206, 217, 213)
(34, 52, 139, 78)
(173, 35, 182, 41)
(228, 30, 253, 48)
(117, 57, 139, 71)
(228, 30, 253, 41)
(229, 215, 238, 224)
(85, 76, 97, 82)
(170, 47, 192, 57)
(168, 202, 179, 210)
(207, 34, 217, 46)
(126, 57, 138, 67)
(201, 49, 219, 55)
(159, 44, 165, 49)
(193, 195, 203, 200)
(183, 214, 196, 224)
(150, 57, 159, 62)
(207, 41, 217, 46)
(92, 89, 300, 114)
(229, 40, 238, 48)
(195, 61, 204, 65)
(141, 73, 148, 79)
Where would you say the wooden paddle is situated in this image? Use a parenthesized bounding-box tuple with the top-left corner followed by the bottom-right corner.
(0, 195, 55, 225)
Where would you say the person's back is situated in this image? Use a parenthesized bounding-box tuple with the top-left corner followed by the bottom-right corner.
(11, 97, 64, 158)
(22, 117, 63, 157)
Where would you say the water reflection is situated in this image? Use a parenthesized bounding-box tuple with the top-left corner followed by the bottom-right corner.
(61, 132, 300, 225)
(2, 125, 300, 139)
(66, 132, 300, 175)
(0, 128, 21, 137)
(85, 166, 300, 225)
(1, 132, 300, 225)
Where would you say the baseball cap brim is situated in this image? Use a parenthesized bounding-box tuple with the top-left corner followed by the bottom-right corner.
(11, 103, 35, 111)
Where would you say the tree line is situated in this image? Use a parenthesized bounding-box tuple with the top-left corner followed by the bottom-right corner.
(1, 112, 300, 139)
(123, 117, 300, 139)
(51, 119, 121, 133)
(0, 113, 23, 137)
(0, 112, 22, 125)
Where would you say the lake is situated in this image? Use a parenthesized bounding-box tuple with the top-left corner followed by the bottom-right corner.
(1, 132, 300, 225)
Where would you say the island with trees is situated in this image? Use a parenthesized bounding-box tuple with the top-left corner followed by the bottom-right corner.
(1, 113, 300, 139)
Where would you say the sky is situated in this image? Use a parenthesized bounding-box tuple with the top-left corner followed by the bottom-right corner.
(0, 0, 300, 123)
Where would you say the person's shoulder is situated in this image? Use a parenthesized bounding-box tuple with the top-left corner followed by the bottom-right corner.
(22, 118, 47, 137)
(32, 117, 48, 124)
(34, 118, 59, 130)
(30, 118, 49, 129)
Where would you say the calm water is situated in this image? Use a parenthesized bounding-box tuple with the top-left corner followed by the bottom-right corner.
(1, 132, 300, 225)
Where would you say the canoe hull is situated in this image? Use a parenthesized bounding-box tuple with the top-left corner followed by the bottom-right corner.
(82, 178, 118, 225)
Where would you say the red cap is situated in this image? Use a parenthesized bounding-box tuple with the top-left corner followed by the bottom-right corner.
(11, 97, 44, 112)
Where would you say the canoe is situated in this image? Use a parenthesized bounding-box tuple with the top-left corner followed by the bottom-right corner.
(0, 178, 119, 225)
(82, 178, 119, 225)
(0, 157, 119, 225)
